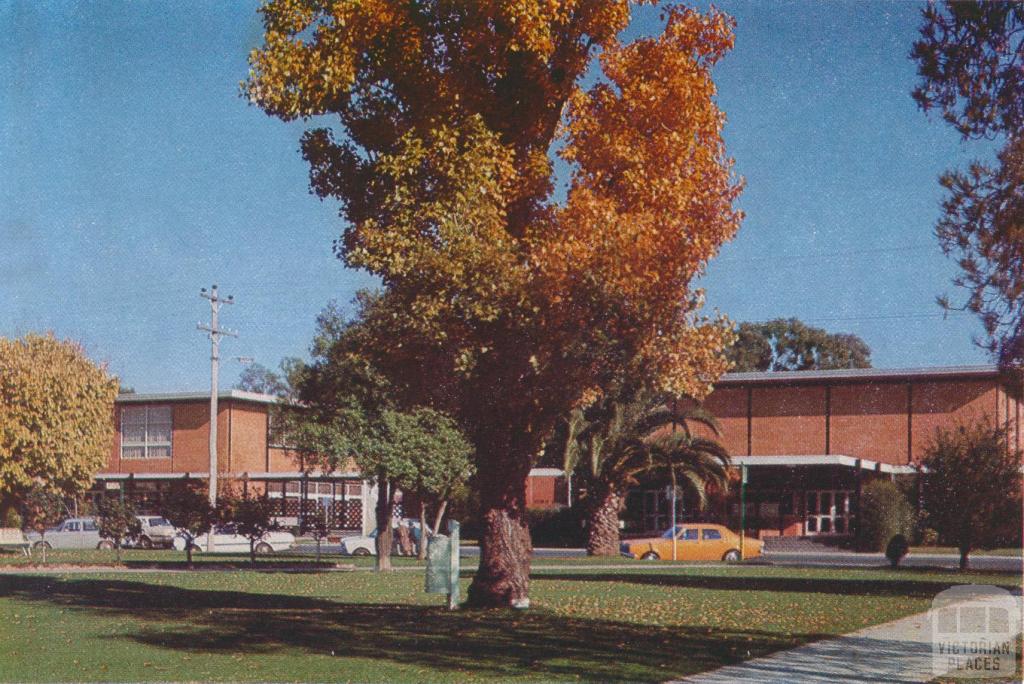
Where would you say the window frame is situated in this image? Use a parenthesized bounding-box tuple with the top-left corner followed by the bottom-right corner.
(120, 405, 173, 460)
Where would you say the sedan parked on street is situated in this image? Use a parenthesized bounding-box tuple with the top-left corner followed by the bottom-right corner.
(172, 523, 295, 554)
(620, 524, 763, 562)
(133, 516, 177, 549)
(26, 517, 114, 550)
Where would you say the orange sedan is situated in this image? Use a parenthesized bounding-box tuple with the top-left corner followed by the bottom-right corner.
(620, 524, 763, 562)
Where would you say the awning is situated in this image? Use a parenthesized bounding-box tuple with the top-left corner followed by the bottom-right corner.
(729, 455, 916, 474)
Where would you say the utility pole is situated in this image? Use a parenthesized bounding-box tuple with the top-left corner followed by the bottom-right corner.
(197, 285, 237, 543)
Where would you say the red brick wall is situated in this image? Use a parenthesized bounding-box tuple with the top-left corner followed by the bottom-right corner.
(831, 382, 907, 464)
(699, 387, 749, 456)
(750, 385, 827, 455)
(227, 402, 268, 473)
(910, 380, 998, 461)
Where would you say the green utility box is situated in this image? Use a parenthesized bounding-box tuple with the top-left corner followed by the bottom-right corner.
(424, 520, 460, 609)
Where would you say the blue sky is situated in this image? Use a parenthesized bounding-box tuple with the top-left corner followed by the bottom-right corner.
(0, 1, 991, 393)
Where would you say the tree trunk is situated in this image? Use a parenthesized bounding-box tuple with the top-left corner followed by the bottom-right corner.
(432, 500, 448, 539)
(417, 506, 428, 561)
(466, 458, 532, 608)
(186, 541, 193, 570)
(587, 487, 623, 556)
(959, 545, 970, 571)
(375, 476, 394, 572)
(250, 539, 256, 567)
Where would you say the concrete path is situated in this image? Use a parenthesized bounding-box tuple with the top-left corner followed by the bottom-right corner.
(674, 594, 1023, 684)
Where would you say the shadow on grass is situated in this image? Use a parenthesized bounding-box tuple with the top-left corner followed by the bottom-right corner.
(0, 575, 816, 682)
(529, 570, 1022, 599)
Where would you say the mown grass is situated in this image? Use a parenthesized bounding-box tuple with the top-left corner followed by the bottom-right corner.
(0, 563, 1019, 682)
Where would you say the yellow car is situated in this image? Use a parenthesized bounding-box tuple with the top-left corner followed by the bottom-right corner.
(620, 524, 763, 562)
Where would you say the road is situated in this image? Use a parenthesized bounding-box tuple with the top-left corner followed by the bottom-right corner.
(295, 543, 1022, 572)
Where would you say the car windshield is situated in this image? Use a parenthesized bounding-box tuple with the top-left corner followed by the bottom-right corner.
(147, 517, 169, 527)
(660, 525, 683, 539)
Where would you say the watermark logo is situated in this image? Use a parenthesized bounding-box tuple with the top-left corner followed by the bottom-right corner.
(931, 584, 1021, 679)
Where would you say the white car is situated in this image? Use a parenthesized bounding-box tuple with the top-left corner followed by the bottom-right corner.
(339, 529, 378, 556)
(172, 523, 295, 554)
(340, 520, 430, 556)
(26, 517, 111, 550)
(134, 516, 177, 549)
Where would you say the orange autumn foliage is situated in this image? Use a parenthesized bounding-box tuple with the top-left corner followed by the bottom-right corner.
(247, 0, 742, 606)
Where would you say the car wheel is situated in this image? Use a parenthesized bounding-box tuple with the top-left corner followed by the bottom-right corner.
(254, 542, 273, 554)
(33, 541, 52, 550)
(641, 551, 660, 561)
(138, 536, 153, 549)
(352, 547, 371, 557)
(722, 549, 741, 563)
(97, 540, 115, 551)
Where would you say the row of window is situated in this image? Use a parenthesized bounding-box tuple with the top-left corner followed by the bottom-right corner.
(120, 406, 172, 459)
(118, 404, 300, 460)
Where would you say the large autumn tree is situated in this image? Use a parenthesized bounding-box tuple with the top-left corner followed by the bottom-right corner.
(248, 1, 742, 607)
(0, 334, 119, 523)
(912, 1, 1024, 367)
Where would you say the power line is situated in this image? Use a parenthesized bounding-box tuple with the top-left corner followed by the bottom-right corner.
(796, 311, 971, 324)
(713, 242, 937, 264)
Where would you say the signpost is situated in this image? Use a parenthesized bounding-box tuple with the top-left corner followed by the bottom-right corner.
(739, 464, 748, 561)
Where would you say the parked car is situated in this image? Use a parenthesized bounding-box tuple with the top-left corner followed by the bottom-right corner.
(339, 520, 430, 556)
(339, 529, 377, 556)
(26, 517, 113, 550)
(620, 524, 764, 562)
(133, 516, 177, 549)
(172, 523, 295, 554)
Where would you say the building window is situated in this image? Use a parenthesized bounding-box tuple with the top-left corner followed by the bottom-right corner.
(267, 406, 299, 448)
(121, 405, 172, 459)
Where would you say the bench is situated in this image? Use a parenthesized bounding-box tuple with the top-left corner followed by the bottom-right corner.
(0, 528, 31, 557)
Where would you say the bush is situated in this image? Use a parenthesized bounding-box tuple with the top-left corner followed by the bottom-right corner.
(527, 507, 585, 548)
(886, 534, 909, 568)
(857, 480, 914, 552)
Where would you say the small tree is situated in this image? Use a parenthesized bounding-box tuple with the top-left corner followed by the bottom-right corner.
(230, 493, 275, 567)
(22, 484, 65, 564)
(857, 480, 915, 552)
(159, 480, 215, 569)
(96, 497, 142, 564)
(308, 505, 330, 565)
(921, 420, 1023, 570)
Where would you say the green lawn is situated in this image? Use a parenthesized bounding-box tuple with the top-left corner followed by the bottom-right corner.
(0, 563, 1019, 682)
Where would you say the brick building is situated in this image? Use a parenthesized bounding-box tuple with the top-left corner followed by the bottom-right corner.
(90, 390, 374, 533)
(88, 364, 1018, 539)
(623, 364, 1021, 538)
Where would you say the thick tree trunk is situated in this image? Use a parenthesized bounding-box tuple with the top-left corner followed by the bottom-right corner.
(375, 476, 394, 572)
(466, 458, 533, 608)
(587, 487, 623, 556)
(959, 545, 970, 571)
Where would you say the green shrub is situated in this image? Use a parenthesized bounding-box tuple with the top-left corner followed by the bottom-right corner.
(857, 480, 914, 552)
(527, 507, 585, 548)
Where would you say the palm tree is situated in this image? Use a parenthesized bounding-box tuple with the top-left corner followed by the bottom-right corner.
(558, 388, 731, 556)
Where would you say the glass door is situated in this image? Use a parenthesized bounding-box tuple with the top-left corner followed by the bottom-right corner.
(805, 490, 852, 535)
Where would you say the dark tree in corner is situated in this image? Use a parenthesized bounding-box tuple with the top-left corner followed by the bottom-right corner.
(920, 420, 1022, 570)
(246, 2, 741, 607)
(912, 1, 1024, 367)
